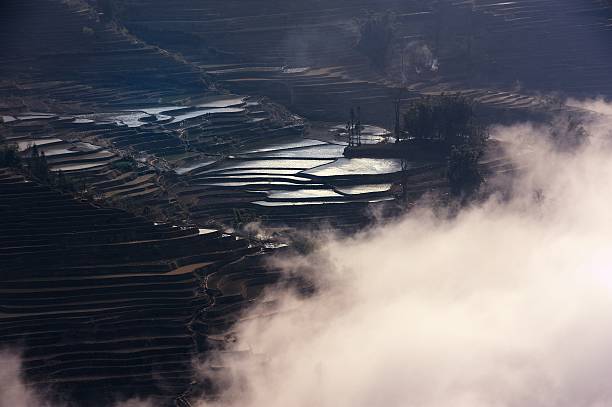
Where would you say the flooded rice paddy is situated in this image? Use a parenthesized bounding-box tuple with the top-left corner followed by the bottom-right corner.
(2, 95, 437, 209)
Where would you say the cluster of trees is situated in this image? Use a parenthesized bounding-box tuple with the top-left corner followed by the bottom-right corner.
(27, 145, 86, 194)
(0, 140, 51, 182)
(447, 145, 483, 197)
(347, 107, 363, 146)
(401, 94, 489, 198)
(402, 94, 488, 149)
(0, 143, 21, 168)
(28, 145, 50, 182)
(0, 140, 90, 195)
(356, 12, 396, 71)
(112, 157, 137, 173)
(551, 114, 589, 150)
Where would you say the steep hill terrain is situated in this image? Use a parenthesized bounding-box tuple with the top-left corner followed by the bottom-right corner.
(116, 0, 612, 123)
(1, 0, 612, 405)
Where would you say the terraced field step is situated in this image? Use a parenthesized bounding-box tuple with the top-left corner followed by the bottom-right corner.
(0, 169, 263, 405)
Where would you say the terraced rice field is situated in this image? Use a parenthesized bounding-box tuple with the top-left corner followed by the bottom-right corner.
(3, 104, 508, 232)
(0, 0, 213, 116)
(1, 0, 607, 404)
(0, 93, 305, 220)
(118, 0, 612, 126)
(167, 131, 452, 230)
(0, 169, 285, 405)
(3, 100, 444, 232)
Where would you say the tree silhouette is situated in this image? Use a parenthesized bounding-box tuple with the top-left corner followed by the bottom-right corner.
(447, 145, 483, 198)
(28, 145, 50, 181)
(403, 93, 488, 151)
(402, 94, 489, 199)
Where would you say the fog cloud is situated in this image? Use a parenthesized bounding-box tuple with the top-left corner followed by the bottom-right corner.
(195, 108, 612, 407)
(0, 350, 48, 407)
(567, 97, 612, 116)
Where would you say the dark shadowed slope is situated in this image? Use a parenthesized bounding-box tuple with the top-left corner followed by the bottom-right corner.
(0, 168, 280, 406)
